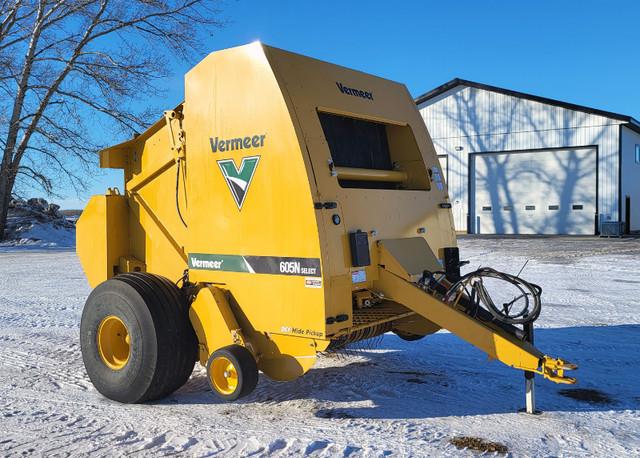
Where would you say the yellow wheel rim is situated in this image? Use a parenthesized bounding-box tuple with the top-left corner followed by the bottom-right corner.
(210, 357, 238, 395)
(97, 316, 130, 370)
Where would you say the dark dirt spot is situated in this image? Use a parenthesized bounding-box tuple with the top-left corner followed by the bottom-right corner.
(386, 370, 442, 377)
(557, 388, 614, 404)
(316, 409, 355, 419)
(450, 437, 508, 453)
(406, 378, 427, 384)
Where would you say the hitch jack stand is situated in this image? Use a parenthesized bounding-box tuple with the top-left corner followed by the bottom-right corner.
(524, 322, 536, 414)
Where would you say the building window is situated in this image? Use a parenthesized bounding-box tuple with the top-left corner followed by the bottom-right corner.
(482, 206, 492, 211)
(636, 144, 640, 163)
(548, 205, 559, 210)
(503, 205, 513, 211)
(525, 205, 535, 211)
(572, 204, 583, 210)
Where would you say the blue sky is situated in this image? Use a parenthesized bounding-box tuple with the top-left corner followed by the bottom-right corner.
(59, 0, 640, 208)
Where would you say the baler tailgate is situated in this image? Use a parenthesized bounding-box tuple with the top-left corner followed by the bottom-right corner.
(374, 268, 577, 384)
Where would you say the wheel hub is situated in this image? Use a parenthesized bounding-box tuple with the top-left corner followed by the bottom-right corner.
(97, 315, 130, 370)
(210, 357, 238, 395)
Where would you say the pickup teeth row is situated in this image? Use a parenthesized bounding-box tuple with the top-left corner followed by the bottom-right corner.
(327, 321, 392, 350)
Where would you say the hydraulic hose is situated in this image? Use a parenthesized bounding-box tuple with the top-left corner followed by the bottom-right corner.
(176, 157, 188, 228)
(445, 268, 542, 325)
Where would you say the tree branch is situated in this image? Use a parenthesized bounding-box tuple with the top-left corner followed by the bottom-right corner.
(1, 0, 226, 239)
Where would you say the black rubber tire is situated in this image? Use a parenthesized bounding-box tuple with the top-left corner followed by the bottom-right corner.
(206, 345, 258, 402)
(80, 272, 197, 403)
(393, 330, 427, 342)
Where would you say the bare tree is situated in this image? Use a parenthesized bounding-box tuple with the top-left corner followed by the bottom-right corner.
(0, 0, 224, 240)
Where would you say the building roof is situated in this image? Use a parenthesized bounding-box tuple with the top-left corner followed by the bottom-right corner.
(415, 78, 640, 131)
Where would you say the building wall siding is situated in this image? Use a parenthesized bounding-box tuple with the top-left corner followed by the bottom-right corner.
(418, 86, 623, 232)
(620, 126, 640, 231)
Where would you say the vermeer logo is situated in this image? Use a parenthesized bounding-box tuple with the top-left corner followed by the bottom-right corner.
(190, 257, 224, 269)
(210, 134, 266, 153)
(336, 82, 374, 100)
(217, 156, 260, 210)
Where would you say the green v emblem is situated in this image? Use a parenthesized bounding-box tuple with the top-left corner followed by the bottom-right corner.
(217, 155, 260, 210)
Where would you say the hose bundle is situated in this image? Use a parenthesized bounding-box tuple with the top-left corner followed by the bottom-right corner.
(444, 267, 542, 325)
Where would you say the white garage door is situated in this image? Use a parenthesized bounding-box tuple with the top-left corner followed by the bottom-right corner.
(470, 147, 597, 235)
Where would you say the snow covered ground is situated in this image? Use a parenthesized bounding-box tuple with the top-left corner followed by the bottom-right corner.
(1, 235, 639, 456)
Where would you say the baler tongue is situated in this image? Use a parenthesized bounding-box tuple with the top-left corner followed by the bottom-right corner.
(373, 240, 577, 385)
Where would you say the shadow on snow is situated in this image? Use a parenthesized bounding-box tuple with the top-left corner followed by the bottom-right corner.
(166, 324, 640, 419)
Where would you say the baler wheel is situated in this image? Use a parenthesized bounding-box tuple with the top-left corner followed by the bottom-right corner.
(393, 330, 427, 342)
(206, 345, 258, 401)
(80, 272, 197, 403)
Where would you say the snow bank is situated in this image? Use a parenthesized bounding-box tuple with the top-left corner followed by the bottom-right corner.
(1, 198, 76, 248)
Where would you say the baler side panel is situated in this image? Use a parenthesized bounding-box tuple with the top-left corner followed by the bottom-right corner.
(183, 43, 327, 341)
(264, 46, 456, 270)
(262, 46, 352, 334)
(263, 45, 457, 339)
(76, 194, 129, 287)
(123, 115, 189, 283)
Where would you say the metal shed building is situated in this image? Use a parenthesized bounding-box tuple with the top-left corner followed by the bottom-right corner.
(416, 79, 640, 235)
